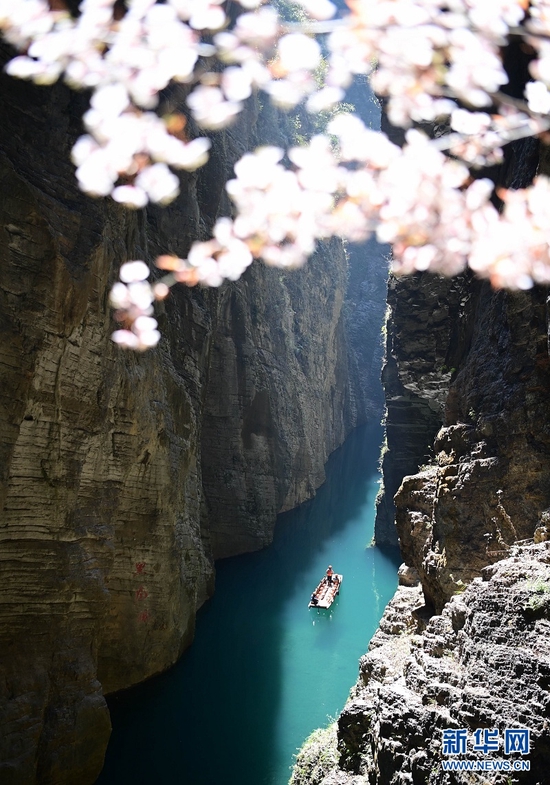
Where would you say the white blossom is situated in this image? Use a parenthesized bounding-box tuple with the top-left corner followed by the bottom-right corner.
(119, 261, 150, 282)
(6, 0, 550, 351)
(221, 67, 253, 102)
(306, 86, 344, 113)
(109, 261, 161, 350)
(525, 80, 550, 114)
(187, 85, 242, 129)
(277, 34, 321, 73)
(295, 0, 336, 22)
(135, 163, 180, 203)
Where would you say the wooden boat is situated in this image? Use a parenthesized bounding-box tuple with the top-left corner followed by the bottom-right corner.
(308, 573, 343, 609)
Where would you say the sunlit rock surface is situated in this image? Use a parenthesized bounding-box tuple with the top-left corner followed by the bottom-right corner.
(292, 544, 550, 785)
(295, 272, 550, 785)
(0, 54, 385, 783)
(385, 281, 550, 610)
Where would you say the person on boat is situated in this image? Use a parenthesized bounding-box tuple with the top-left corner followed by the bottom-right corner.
(310, 593, 318, 606)
(326, 565, 334, 583)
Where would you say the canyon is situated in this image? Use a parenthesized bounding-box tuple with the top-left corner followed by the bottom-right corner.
(3, 23, 550, 785)
(0, 51, 386, 784)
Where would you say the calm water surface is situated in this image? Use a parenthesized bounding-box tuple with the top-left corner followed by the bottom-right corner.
(97, 424, 399, 785)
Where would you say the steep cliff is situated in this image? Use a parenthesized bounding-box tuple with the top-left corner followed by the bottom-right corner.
(0, 51, 382, 784)
(395, 283, 550, 611)
(374, 271, 477, 548)
(292, 129, 550, 784)
(375, 130, 550, 604)
(292, 281, 550, 783)
(199, 237, 355, 560)
(375, 271, 550, 605)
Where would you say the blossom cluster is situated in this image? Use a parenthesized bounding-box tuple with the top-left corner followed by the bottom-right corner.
(4, 0, 550, 349)
(179, 118, 550, 294)
(1, 0, 253, 204)
(0, 0, 335, 206)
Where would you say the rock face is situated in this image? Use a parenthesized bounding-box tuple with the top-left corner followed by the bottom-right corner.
(378, 276, 550, 610)
(199, 237, 355, 560)
(396, 285, 550, 611)
(293, 130, 550, 784)
(374, 272, 477, 548)
(293, 275, 550, 784)
(292, 543, 550, 785)
(0, 55, 384, 784)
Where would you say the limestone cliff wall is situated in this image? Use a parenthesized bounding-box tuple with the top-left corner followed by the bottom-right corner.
(291, 274, 550, 783)
(0, 54, 381, 783)
(395, 283, 550, 611)
(292, 132, 550, 784)
(374, 271, 477, 548)
(375, 134, 550, 607)
(200, 238, 354, 560)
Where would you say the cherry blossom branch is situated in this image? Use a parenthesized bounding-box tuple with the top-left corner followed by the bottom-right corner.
(433, 119, 550, 156)
(4, 0, 550, 351)
(509, 25, 550, 41)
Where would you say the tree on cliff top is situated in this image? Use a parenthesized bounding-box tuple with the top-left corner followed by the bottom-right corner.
(2, 0, 550, 349)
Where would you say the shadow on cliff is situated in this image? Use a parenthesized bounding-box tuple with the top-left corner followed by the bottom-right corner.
(97, 424, 400, 785)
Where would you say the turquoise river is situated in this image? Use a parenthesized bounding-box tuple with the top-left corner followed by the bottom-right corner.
(96, 423, 400, 785)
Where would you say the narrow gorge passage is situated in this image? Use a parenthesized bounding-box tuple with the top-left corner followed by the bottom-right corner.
(96, 423, 399, 785)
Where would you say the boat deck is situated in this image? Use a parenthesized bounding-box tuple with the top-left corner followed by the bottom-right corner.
(308, 573, 343, 609)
